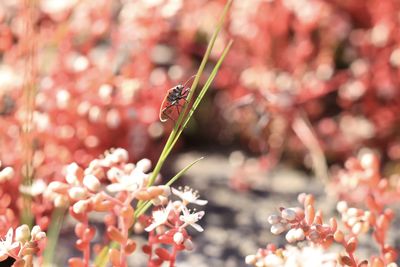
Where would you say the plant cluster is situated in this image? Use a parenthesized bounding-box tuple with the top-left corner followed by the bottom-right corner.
(246, 152, 399, 267)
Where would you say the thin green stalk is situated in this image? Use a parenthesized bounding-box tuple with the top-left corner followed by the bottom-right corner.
(146, 0, 233, 188)
(137, 37, 233, 214)
(164, 41, 233, 157)
(42, 208, 66, 266)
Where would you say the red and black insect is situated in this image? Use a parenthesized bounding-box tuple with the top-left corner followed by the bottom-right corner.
(159, 76, 195, 122)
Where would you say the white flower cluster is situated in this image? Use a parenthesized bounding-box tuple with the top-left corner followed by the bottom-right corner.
(245, 246, 338, 267)
(145, 186, 207, 247)
(268, 208, 305, 243)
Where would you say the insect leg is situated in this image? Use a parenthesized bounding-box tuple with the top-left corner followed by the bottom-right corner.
(159, 103, 175, 122)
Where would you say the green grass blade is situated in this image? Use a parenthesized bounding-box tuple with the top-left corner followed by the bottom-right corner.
(146, 0, 233, 188)
(164, 40, 233, 156)
(94, 242, 119, 267)
(42, 208, 66, 266)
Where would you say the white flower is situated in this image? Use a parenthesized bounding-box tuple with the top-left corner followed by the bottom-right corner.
(19, 179, 47, 197)
(0, 228, 19, 259)
(283, 246, 338, 267)
(172, 186, 207, 206)
(0, 167, 14, 182)
(179, 206, 205, 232)
(106, 172, 146, 193)
(145, 202, 173, 232)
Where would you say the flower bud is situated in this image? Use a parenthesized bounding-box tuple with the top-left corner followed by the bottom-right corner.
(183, 239, 194, 251)
(159, 185, 171, 196)
(267, 214, 281, 225)
(294, 228, 305, 241)
(136, 158, 151, 173)
(112, 148, 129, 163)
(83, 175, 101, 192)
(106, 226, 125, 244)
(270, 223, 286, 235)
(73, 200, 88, 214)
(245, 255, 257, 265)
(173, 232, 184, 244)
(285, 229, 297, 243)
(350, 221, 361, 234)
(334, 230, 344, 243)
(281, 208, 296, 221)
(336, 201, 348, 213)
(54, 195, 69, 208)
(346, 237, 357, 253)
(305, 204, 315, 225)
(264, 254, 284, 266)
(347, 208, 359, 217)
(31, 225, 46, 241)
(15, 224, 30, 243)
(106, 167, 122, 180)
(109, 248, 121, 267)
(125, 239, 137, 254)
(68, 187, 87, 200)
(0, 167, 14, 182)
(48, 181, 69, 193)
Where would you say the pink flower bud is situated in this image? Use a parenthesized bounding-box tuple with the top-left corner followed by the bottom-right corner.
(184, 239, 194, 251)
(281, 208, 296, 221)
(294, 228, 305, 241)
(271, 223, 286, 235)
(267, 214, 281, 225)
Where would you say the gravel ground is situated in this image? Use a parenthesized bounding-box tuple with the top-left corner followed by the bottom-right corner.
(54, 150, 400, 266)
(169, 151, 328, 267)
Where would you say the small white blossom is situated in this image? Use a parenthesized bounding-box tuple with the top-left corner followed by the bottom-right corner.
(179, 206, 205, 232)
(106, 172, 146, 193)
(19, 179, 47, 197)
(0, 167, 14, 182)
(83, 174, 101, 192)
(0, 228, 19, 259)
(145, 202, 173, 232)
(172, 186, 207, 206)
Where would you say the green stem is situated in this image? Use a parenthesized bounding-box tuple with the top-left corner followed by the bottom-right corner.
(42, 207, 66, 266)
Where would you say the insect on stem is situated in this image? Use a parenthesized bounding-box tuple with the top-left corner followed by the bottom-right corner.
(159, 75, 196, 123)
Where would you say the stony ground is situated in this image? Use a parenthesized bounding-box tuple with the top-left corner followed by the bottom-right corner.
(169, 151, 328, 267)
(56, 149, 399, 266)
